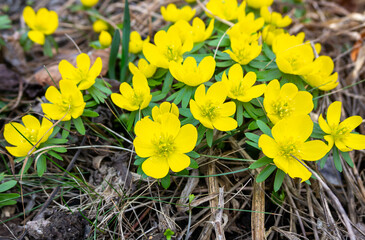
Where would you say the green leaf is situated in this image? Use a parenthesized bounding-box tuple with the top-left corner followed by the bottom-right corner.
(0, 15, 12, 30)
(340, 150, 354, 168)
(161, 174, 171, 189)
(249, 156, 273, 169)
(161, 72, 173, 95)
(108, 29, 121, 79)
(47, 150, 63, 161)
(333, 147, 342, 172)
(190, 42, 205, 53)
(43, 37, 53, 57)
(319, 151, 330, 169)
(173, 86, 186, 105)
(196, 124, 206, 145)
(73, 117, 86, 135)
(120, 0, 130, 81)
(127, 111, 137, 131)
(181, 86, 193, 108)
(189, 159, 199, 169)
(0, 173, 4, 182)
(262, 43, 276, 60)
(176, 169, 189, 176)
(46, 138, 68, 145)
(245, 132, 260, 143)
(236, 101, 244, 126)
(274, 169, 286, 192)
(36, 155, 47, 177)
(256, 164, 277, 182)
(206, 128, 214, 147)
(311, 122, 326, 138)
(246, 140, 259, 150)
(62, 121, 71, 139)
(256, 68, 282, 82)
(0, 180, 17, 193)
(134, 156, 147, 166)
(256, 120, 272, 137)
(52, 147, 67, 153)
(186, 151, 200, 159)
(82, 109, 99, 117)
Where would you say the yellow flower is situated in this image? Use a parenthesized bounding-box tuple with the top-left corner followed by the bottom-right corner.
(42, 80, 86, 121)
(4, 115, 53, 157)
(99, 31, 112, 48)
(272, 32, 305, 54)
(247, 0, 273, 9)
(143, 28, 193, 69)
(318, 101, 365, 152)
(111, 72, 152, 111)
(152, 102, 179, 123)
(169, 56, 216, 86)
(190, 82, 237, 131)
(161, 3, 196, 23)
(59, 53, 102, 90)
(129, 59, 157, 78)
(134, 113, 198, 179)
(224, 36, 262, 65)
(173, 18, 215, 43)
(228, 13, 264, 38)
(129, 31, 149, 54)
(259, 115, 328, 181)
(93, 20, 108, 33)
(263, 80, 313, 124)
(81, 0, 98, 7)
(22, 6, 58, 45)
(262, 25, 284, 46)
(302, 56, 339, 91)
(260, 7, 292, 28)
(222, 64, 266, 102)
(206, 0, 245, 21)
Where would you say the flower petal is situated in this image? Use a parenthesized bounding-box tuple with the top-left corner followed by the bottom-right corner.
(219, 102, 236, 117)
(76, 53, 91, 73)
(207, 82, 227, 104)
(174, 124, 197, 153)
(22, 115, 40, 130)
(28, 30, 45, 45)
(134, 136, 155, 158)
(4, 122, 26, 146)
(59, 60, 79, 83)
(301, 140, 329, 161)
(280, 83, 298, 99)
(339, 116, 362, 131)
(318, 114, 331, 134)
(292, 91, 313, 115)
(213, 117, 237, 131)
(6, 145, 32, 158)
(23, 6, 36, 29)
(272, 115, 313, 142)
(167, 153, 190, 173)
(274, 156, 311, 182)
(342, 133, 365, 150)
(88, 57, 102, 79)
(327, 101, 341, 128)
(142, 156, 169, 179)
(258, 134, 279, 158)
(111, 93, 138, 111)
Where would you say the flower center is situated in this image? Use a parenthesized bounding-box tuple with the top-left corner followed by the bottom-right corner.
(155, 134, 175, 157)
(23, 128, 38, 144)
(58, 97, 73, 114)
(231, 82, 246, 98)
(166, 45, 180, 62)
(272, 99, 293, 119)
(331, 125, 350, 141)
(200, 102, 218, 121)
(131, 92, 145, 108)
(278, 139, 302, 160)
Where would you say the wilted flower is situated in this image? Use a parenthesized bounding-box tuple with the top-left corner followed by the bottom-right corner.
(190, 82, 237, 131)
(42, 80, 86, 121)
(134, 113, 197, 179)
(111, 72, 152, 111)
(143, 28, 193, 69)
(318, 101, 365, 152)
(99, 31, 112, 48)
(161, 3, 196, 22)
(4, 115, 53, 157)
(259, 115, 328, 182)
(129, 31, 149, 54)
(22, 6, 58, 45)
(93, 19, 108, 33)
(59, 53, 102, 90)
(169, 56, 216, 86)
(129, 59, 157, 79)
(222, 64, 266, 102)
(263, 80, 313, 124)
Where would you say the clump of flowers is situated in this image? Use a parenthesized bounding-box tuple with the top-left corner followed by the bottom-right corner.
(4, 115, 53, 157)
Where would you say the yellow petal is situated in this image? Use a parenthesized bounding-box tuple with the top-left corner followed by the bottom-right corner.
(292, 91, 313, 114)
(23, 6, 36, 29)
(76, 53, 91, 73)
(45, 86, 61, 104)
(335, 139, 352, 152)
(168, 153, 190, 172)
(274, 156, 311, 182)
(207, 82, 227, 104)
(324, 135, 335, 149)
(4, 122, 26, 146)
(111, 93, 138, 111)
(213, 117, 237, 131)
(301, 140, 329, 161)
(228, 64, 243, 83)
(134, 116, 160, 141)
(342, 133, 365, 150)
(143, 42, 169, 69)
(174, 124, 197, 153)
(160, 114, 181, 138)
(41, 103, 71, 121)
(38, 117, 53, 143)
(272, 115, 313, 143)
(318, 114, 331, 134)
(133, 137, 155, 158)
(242, 84, 266, 101)
(70, 102, 85, 119)
(194, 84, 206, 103)
(142, 156, 169, 179)
(59, 60, 79, 83)
(89, 57, 102, 79)
(132, 72, 150, 93)
(198, 56, 216, 82)
(258, 134, 279, 158)
(22, 115, 40, 130)
(6, 145, 32, 158)
(280, 83, 298, 99)
(220, 102, 236, 117)
(119, 82, 134, 98)
(338, 116, 362, 131)
(43, 10, 58, 35)
(327, 101, 341, 128)
(28, 30, 45, 45)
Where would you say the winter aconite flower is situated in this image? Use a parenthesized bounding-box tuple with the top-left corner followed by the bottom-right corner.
(111, 72, 152, 111)
(260, 7, 292, 28)
(259, 115, 328, 181)
(190, 82, 237, 131)
(99, 31, 112, 48)
(222, 64, 266, 102)
(247, 0, 273, 9)
(134, 113, 197, 179)
(81, 0, 98, 7)
(92, 19, 108, 33)
(161, 3, 196, 23)
(22, 6, 58, 45)
(42, 80, 86, 121)
(129, 59, 157, 79)
(143, 28, 193, 69)
(225, 36, 262, 65)
(173, 18, 215, 43)
(59, 53, 102, 90)
(318, 101, 365, 152)
(129, 31, 149, 54)
(263, 80, 313, 124)
(169, 56, 216, 86)
(302, 56, 339, 91)
(206, 0, 245, 21)
(4, 115, 53, 157)
(152, 102, 179, 123)
(262, 25, 284, 46)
